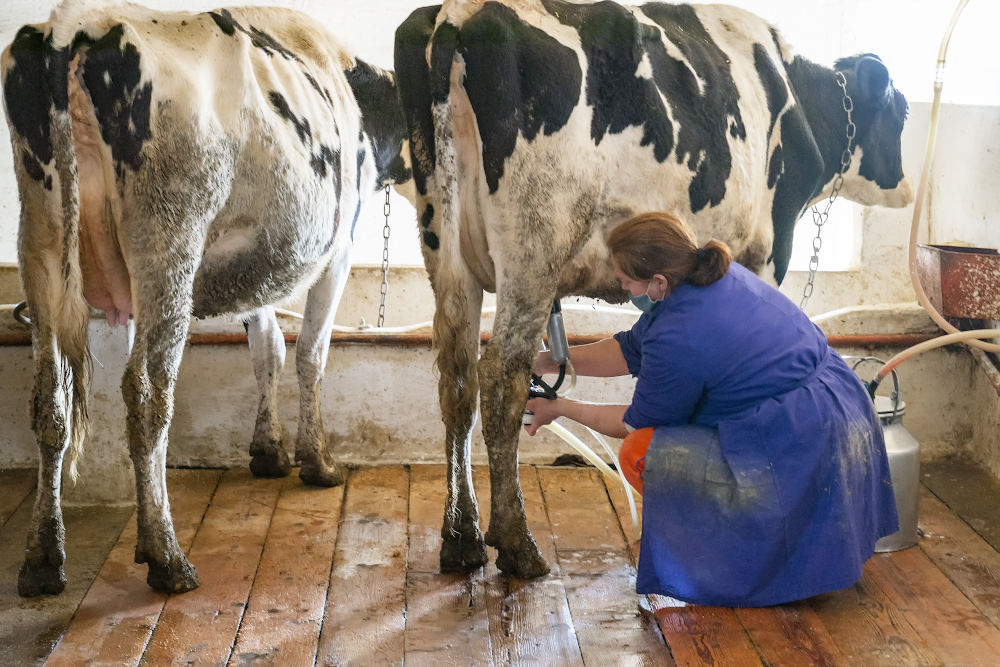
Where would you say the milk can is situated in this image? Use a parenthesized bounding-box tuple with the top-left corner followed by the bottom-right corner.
(847, 357, 921, 553)
(872, 381, 920, 553)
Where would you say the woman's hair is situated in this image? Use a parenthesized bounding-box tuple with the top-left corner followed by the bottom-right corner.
(607, 211, 732, 290)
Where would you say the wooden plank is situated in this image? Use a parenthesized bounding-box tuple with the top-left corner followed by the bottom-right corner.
(921, 458, 1000, 552)
(0, 469, 36, 530)
(538, 467, 629, 556)
(404, 465, 492, 666)
(735, 604, 847, 667)
(316, 466, 408, 667)
(918, 485, 1000, 633)
(0, 495, 133, 666)
(603, 472, 642, 564)
(139, 468, 283, 667)
(603, 476, 763, 666)
(867, 547, 1000, 666)
(44, 469, 222, 667)
(405, 572, 493, 666)
(649, 599, 763, 667)
(807, 572, 941, 667)
(538, 467, 672, 666)
(478, 466, 583, 666)
(227, 471, 345, 667)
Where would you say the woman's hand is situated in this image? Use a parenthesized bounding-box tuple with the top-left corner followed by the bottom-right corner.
(532, 350, 558, 376)
(524, 397, 564, 436)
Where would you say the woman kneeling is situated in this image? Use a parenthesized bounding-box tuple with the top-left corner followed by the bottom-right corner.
(526, 211, 898, 607)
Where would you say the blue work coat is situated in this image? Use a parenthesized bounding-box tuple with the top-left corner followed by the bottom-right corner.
(614, 263, 898, 607)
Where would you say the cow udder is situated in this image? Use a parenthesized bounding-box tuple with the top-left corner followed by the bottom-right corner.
(70, 54, 133, 327)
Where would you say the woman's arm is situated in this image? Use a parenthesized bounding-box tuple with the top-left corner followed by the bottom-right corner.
(533, 337, 631, 378)
(525, 397, 631, 439)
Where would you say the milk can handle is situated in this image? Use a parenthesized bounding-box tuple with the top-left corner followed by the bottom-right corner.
(847, 356, 901, 419)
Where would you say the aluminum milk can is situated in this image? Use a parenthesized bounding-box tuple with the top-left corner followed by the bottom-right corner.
(873, 394, 920, 553)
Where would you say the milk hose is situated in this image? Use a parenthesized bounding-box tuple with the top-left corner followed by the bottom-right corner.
(868, 0, 1000, 391)
(543, 421, 641, 537)
(869, 329, 1000, 395)
(906, 0, 999, 354)
(528, 354, 638, 534)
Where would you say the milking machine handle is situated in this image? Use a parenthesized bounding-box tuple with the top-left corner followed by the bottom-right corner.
(528, 374, 559, 401)
(523, 373, 561, 426)
(848, 356, 901, 418)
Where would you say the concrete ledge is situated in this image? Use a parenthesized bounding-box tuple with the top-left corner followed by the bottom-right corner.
(0, 301, 990, 505)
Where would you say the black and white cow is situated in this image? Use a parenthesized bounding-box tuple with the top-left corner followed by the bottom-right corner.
(395, 0, 913, 578)
(2, 0, 410, 596)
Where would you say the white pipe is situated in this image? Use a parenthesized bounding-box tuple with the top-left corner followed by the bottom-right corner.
(585, 425, 640, 536)
(558, 358, 578, 399)
(271, 302, 642, 335)
(907, 0, 1000, 354)
(543, 422, 618, 479)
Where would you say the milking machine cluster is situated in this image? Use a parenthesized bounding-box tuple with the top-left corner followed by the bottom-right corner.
(522, 301, 570, 426)
(522, 299, 641, 534)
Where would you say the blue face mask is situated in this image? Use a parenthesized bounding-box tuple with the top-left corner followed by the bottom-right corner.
(629, 293, 656, 313)
(629, 284, 661, 313)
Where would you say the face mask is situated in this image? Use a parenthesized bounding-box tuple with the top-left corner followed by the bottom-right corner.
(629, 285, 660, 313)
(629, 293, 656, 312)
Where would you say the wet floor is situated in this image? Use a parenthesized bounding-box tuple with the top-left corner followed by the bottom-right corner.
(1, 461, 1000, 666)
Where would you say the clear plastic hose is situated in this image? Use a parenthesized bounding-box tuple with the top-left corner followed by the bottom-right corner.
(542, 421, 641, 535)
(585, 425, 640, 537)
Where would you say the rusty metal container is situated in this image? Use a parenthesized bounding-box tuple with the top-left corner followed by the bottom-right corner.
(916, 245, 1000, 321)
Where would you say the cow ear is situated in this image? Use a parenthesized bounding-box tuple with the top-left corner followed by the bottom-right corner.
(856, 56, 891, 110)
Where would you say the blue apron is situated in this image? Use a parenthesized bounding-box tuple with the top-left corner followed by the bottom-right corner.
(635, 349, 898, 607)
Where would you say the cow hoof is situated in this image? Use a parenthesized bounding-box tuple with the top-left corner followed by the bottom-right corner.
(299, 463, 344, 488)
(440, 531, 488, 572)
(146, 557, 200, 594)
(17, 562, 66, 597)
(495, 545, 550, 580)
(250, 450, 291, 478)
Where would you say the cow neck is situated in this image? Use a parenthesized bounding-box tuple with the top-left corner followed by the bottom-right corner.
(786, 58, 855, 199)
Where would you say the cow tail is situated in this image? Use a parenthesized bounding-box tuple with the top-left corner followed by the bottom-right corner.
(427, 22, 477, 414)
(51, 44, 91, 483)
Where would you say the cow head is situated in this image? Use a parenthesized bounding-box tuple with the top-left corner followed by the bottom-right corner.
(830, 54, 913, 209)
(344, 59, 414, 198)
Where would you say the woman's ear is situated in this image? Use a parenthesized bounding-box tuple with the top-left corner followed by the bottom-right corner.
(650, 274, 670, 300)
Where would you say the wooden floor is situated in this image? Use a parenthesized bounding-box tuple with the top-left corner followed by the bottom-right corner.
(3, 460, 1000, 666)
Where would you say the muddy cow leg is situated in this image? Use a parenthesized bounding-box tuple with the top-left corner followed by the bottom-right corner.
(295, 256, 350, 487)
(246, 306, 291, 478)
(18, 344, 70, 596)
(125, 273, 199, 593)
(479, 286, 555, 579)
(17, 298, 88, 597)
(437, 278, 487, 571)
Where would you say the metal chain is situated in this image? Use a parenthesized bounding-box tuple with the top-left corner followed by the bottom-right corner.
(800, 71, 857, 310)
(378, 184, 391, 328)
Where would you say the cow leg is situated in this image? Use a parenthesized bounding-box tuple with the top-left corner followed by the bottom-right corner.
(295, 257, 350, 487)
(125, 279, 199, 593)
(18, 326, 71, 597)
(479, 289, 553, 579)
(247, 306, 291, 478)
(17, 238, 91, 596)
(439, 281, 487, 571)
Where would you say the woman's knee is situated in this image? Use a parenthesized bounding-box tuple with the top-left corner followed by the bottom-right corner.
(619, 427, 654, 492)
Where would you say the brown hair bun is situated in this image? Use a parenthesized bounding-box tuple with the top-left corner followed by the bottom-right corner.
(608, 212, 732, 291)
